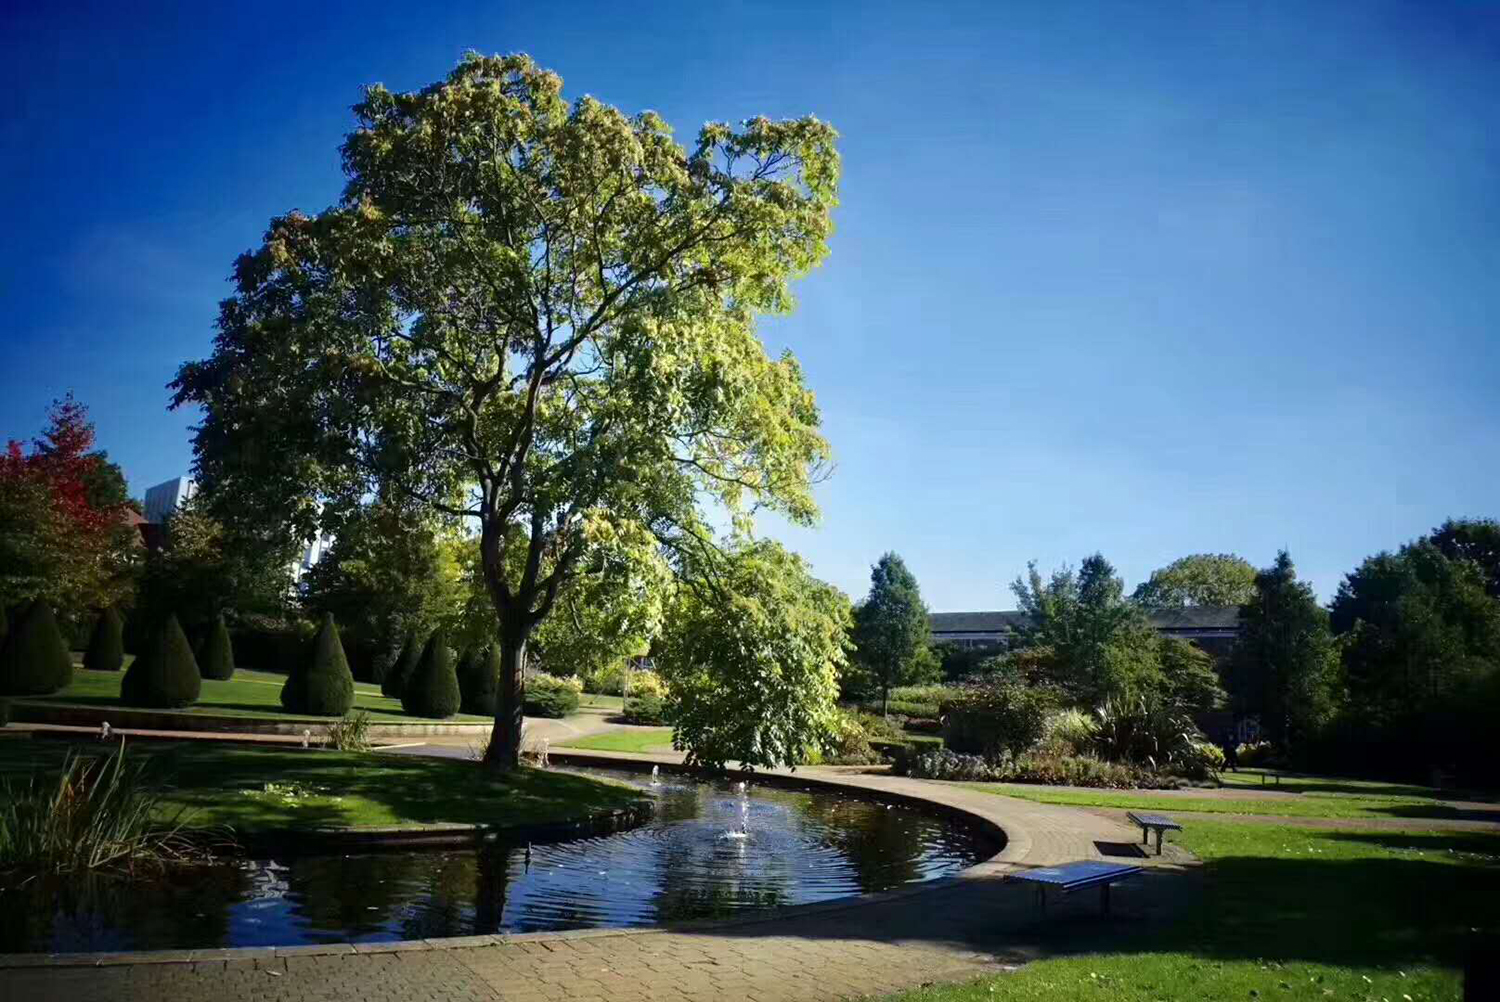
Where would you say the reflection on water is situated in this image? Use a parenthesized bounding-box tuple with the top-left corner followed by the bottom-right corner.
(0, 771, 1000, 953)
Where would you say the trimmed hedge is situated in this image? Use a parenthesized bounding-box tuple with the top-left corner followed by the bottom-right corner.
(121, 614, 202, 708)
(200, 613, 236, 681)
(623, 692, 667, 725)
(382, 631, 422, 699)
(523, 674, 580, 718)
(458, 645, 499, 716)
(281, 614, 355, 715)
(402, 630, 462, 719)
(84, 606, 126, 672)
(0, 601, 73, 696)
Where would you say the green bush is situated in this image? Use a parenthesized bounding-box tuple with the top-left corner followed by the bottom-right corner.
(584, 661, 628, 696)
(0, 601, 72, 696)
(1039, 707, 1099, 756)
(199, 613, 235, 681)
(458, 645, 499, 716)
(523, 674, 580, 718)
(402, 629, 462, 719)
(943, 680, 1055, 757)
(84, 607, 125, 672)
(820, 709, 882, 765)
(889, 684, 961, 706)
(623, 691, 667, 725)
(382, 630, 422, 698)
(858, 698, 940, 719)
(121, 614, 201, 708)
(1093, 694, 1201, 769)
(280, 614, 355, 716)
(906, 748, 1159, 788)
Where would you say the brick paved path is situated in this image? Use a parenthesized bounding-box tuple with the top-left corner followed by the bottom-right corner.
(0, 767, 1193, 1002)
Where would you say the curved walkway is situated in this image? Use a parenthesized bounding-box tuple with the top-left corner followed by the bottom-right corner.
(0, 761, 1194, 1002)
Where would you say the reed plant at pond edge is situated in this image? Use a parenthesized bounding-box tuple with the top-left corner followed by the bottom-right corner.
(0, 739, 227, 878)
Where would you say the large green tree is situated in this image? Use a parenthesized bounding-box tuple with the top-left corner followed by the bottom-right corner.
(171, 54, 840, 771)
(1012, 553, 1159, 705)
(1427, 517, 1500, 600)
(136, 493, 296, 637)
(850, 553, 931, 714)
(1229, 551, 1339, 749)
(299, 501, 467, 677)
(1330, 540, 1499, 736)
(1132, 553, 1257, 608)
(655, 540, 850, 771)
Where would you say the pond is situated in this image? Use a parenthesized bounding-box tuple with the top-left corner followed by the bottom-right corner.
(0, 770, 1001, 954)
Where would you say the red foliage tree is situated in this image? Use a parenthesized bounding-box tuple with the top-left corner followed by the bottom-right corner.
(0, 396, 137, 618)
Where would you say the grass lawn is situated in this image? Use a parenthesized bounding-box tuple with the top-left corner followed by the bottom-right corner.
(881, 819, 1499, 1002)
(963, 778, 1493, 823)
(559, 727, 676, 754)
(21, 667, 491, 724)
(576, 692, 625, 711)
(0, 738, 643, 833)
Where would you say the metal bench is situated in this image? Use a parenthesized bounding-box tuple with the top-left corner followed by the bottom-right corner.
(1008, 860, 1142, 915)
(1126, 811, 1183, 855)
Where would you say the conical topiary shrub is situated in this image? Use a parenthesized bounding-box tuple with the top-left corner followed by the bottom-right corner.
(381, 629, 422, 698)
(281, 614, 356, 716)
(200, 612, 236, 681)
(458, 644, 499, 716)
(0, 600, 73, 696)
(402, 629, 461, 719)
(84, 606, 125, 672)
(121, 614, 201, 708)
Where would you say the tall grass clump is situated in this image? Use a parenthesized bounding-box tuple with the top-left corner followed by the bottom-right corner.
(0, 740, 212, 876)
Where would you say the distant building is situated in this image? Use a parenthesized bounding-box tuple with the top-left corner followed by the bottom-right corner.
(140, 475, 332, 586)
(142, 476, 197, 523)
(929, 606, 1241, 654)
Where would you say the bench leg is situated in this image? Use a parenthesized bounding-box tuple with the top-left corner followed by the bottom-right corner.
(1101, 882, 1111, 915)
(1155, 829, 1164, 855)
(1142, 827, 1149, 844)
(1036, 886, 1046, 915)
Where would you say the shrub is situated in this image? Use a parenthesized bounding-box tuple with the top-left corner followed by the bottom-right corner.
(585, 661, 628, 696)
(1173, 740, 1225, 781)
(382, 630, 422, 698)
(458, 645, 499, 716)
(821, 709, 883, 765)
(1040, 708, 1098, 756)
(199, 613, 235, 681)
(281, 614, 356, 716)
(402, 629, 462, 719)
(623, 691, 668, 725)
(889, 684, 961, 706)
(853, 710, 908, 742)
(0, 699, 9, 727)
(121, 614, 201, 708)
(225, 615, 314, 673)
(523, 672, 580, 718)
(324, 710, 373, 752)
(0, 601, 73, 696)
(1093, 695, 1201, 770)
(84, 607, 125, 672)
(860, 697, 940, 719)
(905, 748, 1158, 788)
(1237, 740, 1274, 768)
(625, 668, 666, 699)
(943, 680, 1055, 757)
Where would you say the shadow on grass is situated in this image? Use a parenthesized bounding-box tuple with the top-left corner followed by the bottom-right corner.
(0, 740, 642, 835)
(686, 834, 1500, 977)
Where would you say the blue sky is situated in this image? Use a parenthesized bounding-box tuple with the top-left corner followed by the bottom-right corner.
(3, 1, 1497, 608)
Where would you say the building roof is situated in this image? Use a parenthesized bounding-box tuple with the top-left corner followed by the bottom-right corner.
(929, 606, 1240, 634)
(928, 611, 1028, 633)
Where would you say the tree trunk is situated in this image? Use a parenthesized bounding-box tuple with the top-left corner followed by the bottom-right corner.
(483, 618, 529, 772)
